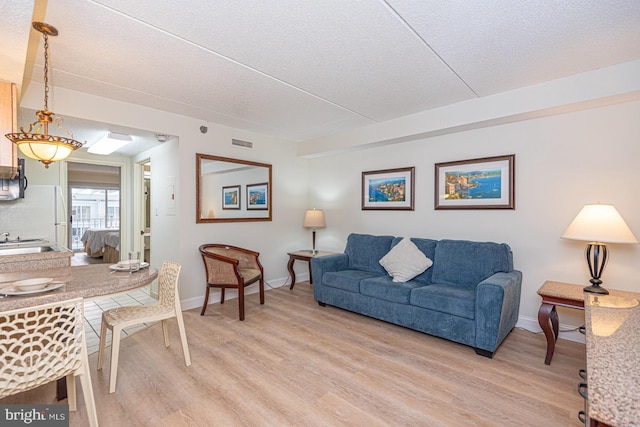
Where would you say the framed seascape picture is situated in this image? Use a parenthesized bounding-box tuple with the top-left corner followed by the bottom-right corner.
(222, 185, 241, 210)
(362, 167, 415, 210)
(247, 182, 268, 210)
(434, 154, 515, 210)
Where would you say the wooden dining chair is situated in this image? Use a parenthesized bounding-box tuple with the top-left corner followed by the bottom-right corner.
(97, 261, 191, 393)
(199, 244, 265, 320)
(0, 297, 99, 427)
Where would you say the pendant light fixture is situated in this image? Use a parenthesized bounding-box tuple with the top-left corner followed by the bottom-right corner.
(5, 22, 83, 168)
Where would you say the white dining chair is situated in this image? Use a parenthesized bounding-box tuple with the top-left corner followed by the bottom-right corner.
(97, 261, 191, 393)
(0, 297, 99, 427)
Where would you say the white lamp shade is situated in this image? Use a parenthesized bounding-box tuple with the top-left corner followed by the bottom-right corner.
(17, 140, 73, 163)
(303, 209, 326, 228)
(562, 204, 638, 244)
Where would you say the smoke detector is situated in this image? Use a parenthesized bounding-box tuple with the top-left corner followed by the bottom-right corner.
(155, 134, 170, 142)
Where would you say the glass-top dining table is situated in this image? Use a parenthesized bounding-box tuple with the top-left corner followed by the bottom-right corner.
(0, 263, 159, 400)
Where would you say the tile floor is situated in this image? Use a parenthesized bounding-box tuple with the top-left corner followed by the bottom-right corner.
(83, 286, 158, 355)
(71, 251, 159, 354)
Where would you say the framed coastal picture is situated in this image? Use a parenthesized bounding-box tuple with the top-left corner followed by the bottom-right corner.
(222, 185, 241, 210)
(247, 182, 268, 210)
(362, 167, 415, 210)
(434, 154, 515, 210)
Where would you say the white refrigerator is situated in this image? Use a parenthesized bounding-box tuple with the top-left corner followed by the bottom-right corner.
(1, 185, 68, 245)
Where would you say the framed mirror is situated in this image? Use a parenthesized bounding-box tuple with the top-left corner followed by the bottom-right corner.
(196, 153, 272, 223)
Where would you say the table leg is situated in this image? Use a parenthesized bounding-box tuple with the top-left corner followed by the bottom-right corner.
(56, 378, 67, 400)
(538, 302, 557, 365)
(308, 262, 313, 285)
(550, 307, 559, 342)
(287, 256, 296, 290)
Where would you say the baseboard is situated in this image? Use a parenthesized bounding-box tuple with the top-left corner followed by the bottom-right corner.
(516, 315, 585, 344)
(179, 274, 296, 312)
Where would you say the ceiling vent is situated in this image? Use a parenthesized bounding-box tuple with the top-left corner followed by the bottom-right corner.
(232, 139, 253, 149)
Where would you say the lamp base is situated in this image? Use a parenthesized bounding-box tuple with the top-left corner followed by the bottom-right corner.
(583, 283, 609, 295)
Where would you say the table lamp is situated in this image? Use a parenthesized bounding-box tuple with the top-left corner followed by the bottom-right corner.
(303, 209, 326, 254)
(562, 204, 638, 294)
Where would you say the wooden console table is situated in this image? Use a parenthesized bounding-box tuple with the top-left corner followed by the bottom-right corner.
(287, 250, 337, 290)
(538, 281, 640, 425)
(537, 281, 585, 365)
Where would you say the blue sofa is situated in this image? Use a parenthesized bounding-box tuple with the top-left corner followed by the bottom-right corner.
(311, 233, 522, 357)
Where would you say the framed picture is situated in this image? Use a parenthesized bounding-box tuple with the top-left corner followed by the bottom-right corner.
(362, 167, 415, 210)
(222, 185, 241, 210)
(247, 182, 268, 210)
(435, 154, 515, 210)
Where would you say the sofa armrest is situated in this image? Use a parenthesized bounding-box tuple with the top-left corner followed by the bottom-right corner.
(310, 254, 349, 286)
(475, 270, 522, 353)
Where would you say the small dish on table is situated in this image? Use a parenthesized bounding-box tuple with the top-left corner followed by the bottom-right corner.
(14, 277, 53, 291)
(1, 281, 65, 296)
(109, 261, 149, 272)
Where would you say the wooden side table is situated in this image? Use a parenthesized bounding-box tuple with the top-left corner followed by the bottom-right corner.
(287, 250, 337, 290)
(537, 281, 585, 365)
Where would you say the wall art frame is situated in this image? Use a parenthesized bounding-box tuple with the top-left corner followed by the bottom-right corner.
(247, 182, 269, 210)
(434, 154, 515, 210)
(222, 185, 241, 210)
(361, 166, 415, 210)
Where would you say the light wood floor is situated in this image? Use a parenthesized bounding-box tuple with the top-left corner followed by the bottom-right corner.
(2, 283, 586, 426)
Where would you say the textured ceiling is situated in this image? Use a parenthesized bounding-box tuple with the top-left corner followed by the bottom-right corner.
(2, 0, 640, 151)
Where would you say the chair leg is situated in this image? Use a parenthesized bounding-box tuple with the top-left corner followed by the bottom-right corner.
(200, 286, 210, 315)
(66, 374, 77, 411)
(161, 319, 170, 347)
(259, 278, 265, 305)
(79, 352, 99, 427)
(175, 310, 192, 366)
(97, 316, 108, 370)
(238, 285, 245, 321)
(220, 288, 226, 304)
(108, 326, 122, 394)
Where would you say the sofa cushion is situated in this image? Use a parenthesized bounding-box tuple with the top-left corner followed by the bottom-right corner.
(394, 237, 438, 285)
(379, 237, 433, 282)
(345, 233, 394, 274)
(431, 240, 513, 288)
(360, 276, 424, 304)
(322, 269, 380, 293)
(410, 284, 476, 320)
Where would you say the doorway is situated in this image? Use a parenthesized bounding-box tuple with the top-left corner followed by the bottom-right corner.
(142, 161, 151, 263)
(67, 162, 121, 264)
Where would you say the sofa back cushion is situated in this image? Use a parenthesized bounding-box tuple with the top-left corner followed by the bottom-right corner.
(431, 239, 513, 288)
(391, 237, 438, 284)
(345, 233, 394, 274)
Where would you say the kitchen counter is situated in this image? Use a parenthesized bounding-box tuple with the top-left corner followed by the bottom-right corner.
(585, 292, 640, 426)
(0, 241, 72, 272)
(0, 264, 158, 311)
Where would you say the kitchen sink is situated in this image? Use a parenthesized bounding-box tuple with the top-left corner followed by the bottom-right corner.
(0, 245, 55, 256)
(0, 239, 47, 245)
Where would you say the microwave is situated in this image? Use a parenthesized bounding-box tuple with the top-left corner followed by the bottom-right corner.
(0, 158, 26, 200)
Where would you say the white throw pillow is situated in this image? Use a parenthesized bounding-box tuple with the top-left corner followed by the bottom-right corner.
(379, 237, 433, 283)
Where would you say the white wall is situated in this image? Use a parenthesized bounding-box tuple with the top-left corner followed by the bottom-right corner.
(11, 70, 639, 335)
(178, 123, 311, 305)
(15, 86, 312, 309)
(307, 100, 640, 333)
